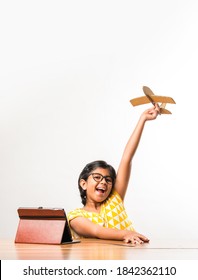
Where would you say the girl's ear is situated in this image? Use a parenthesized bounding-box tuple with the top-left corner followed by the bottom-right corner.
(80, 179, 87, 190)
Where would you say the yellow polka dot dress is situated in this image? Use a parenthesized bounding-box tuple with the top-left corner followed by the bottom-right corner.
(67, 189, 134, 238)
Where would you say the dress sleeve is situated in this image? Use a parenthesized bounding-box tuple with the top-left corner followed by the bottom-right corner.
(67, 208, 85, 222)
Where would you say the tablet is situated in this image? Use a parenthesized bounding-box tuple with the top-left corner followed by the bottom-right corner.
(15, 207, 80, 245)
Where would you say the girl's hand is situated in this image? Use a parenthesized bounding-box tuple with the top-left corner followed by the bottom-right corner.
(123, 230, 150, 245)
(141, 104, 160, 121)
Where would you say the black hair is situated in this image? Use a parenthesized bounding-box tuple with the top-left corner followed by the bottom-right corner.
(78, 160, 116, 206)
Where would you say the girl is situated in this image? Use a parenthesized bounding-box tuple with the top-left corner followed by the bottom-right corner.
(68, 104, 160, 244)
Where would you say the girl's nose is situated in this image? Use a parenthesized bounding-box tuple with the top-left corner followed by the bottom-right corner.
(100, 178, 107, 184)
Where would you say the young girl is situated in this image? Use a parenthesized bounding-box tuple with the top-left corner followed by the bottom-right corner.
(68, 104, 160, 244)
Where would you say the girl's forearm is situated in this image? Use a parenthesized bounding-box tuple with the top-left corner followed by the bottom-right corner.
(95, 225, 128, 241)
(94, 225, 149, 244)
(121, 115, 146, 164)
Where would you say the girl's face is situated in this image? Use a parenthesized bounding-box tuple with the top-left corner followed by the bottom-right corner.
(80, 167, 113, 205)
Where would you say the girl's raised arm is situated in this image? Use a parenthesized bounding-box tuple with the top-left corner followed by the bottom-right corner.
(114, 104, 160, 200)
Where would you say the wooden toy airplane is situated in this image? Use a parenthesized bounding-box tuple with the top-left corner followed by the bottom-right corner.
(130, 86, 176, 114)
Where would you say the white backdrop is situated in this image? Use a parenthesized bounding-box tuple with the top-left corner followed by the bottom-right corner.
(0, 0, 198, 240)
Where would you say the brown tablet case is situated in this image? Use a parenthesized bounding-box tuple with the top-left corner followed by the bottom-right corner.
(15, 207, 79, 244)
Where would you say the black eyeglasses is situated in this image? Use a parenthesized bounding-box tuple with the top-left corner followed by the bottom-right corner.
(90, 173, 113, 185)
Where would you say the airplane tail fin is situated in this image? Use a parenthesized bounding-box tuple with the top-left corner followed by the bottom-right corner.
(160, 108, 172, 114)
(160, 103, 172, 114)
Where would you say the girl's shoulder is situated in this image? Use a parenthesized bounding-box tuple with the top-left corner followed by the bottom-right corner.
(108, 188, 122, 202)
(102, 188, 123, 208)
(67, 207, 100, 221)
(67, 208, 84, 220)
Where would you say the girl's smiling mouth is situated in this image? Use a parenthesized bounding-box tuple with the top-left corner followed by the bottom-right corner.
(95, 186, 106, 194)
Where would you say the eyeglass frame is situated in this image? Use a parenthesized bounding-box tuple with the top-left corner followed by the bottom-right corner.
(89, 173, 113, 185)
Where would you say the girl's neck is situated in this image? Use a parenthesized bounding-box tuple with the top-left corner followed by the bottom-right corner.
(83, 201, 101, 213)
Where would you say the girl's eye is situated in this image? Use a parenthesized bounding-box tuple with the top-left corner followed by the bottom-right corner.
(106, 179, 112, 183)
(94, 176, 101, 180)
